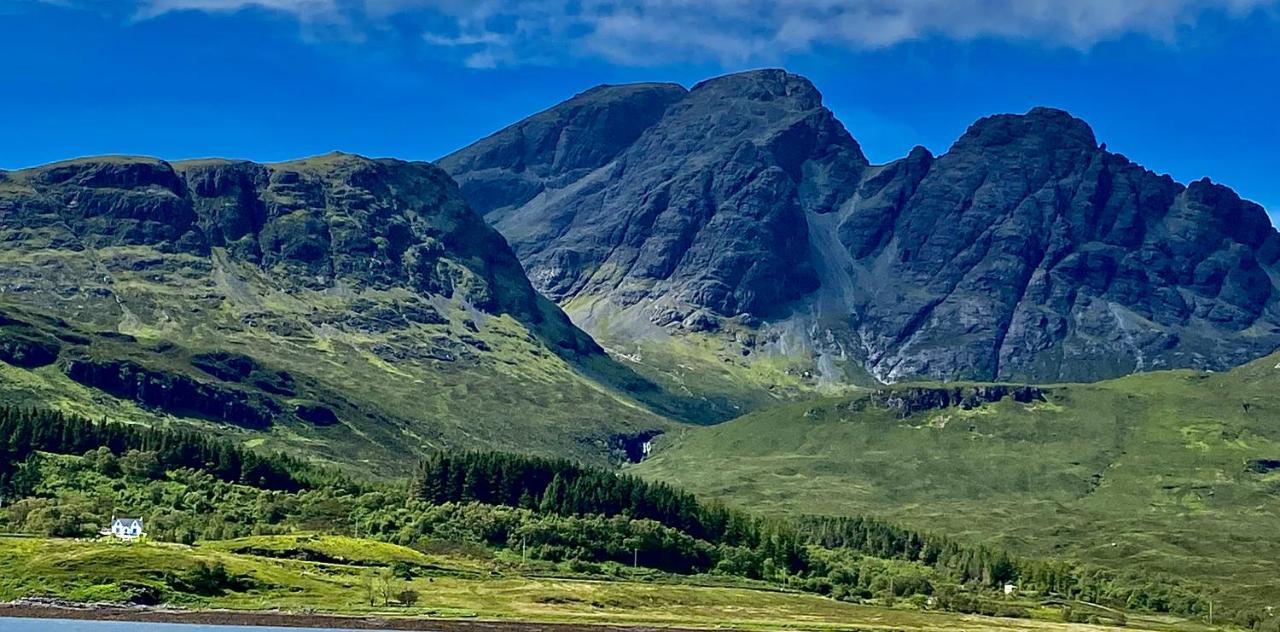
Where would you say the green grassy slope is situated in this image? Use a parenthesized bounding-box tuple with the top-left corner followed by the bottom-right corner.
(633, 354, 1280, 610)
(0, 535, 1212, 632)
(564, 295, 869, 424)
(0, 290, 669, 475)
(0, 154, 680, 474)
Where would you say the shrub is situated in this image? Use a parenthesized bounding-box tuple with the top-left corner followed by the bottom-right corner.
(396, 590, 420, 607)
(169, 561, 251, 596)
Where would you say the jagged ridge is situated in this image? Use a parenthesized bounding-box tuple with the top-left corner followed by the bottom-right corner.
(441, 70, 1280, 385)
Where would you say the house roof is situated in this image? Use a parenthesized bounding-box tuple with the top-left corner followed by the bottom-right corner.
(112, 518, 142, 527)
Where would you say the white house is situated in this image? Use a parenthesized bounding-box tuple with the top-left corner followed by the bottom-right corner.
(109, 517, 144, 541)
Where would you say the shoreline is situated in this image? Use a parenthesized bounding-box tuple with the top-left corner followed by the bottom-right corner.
(0, 604, 715, 631)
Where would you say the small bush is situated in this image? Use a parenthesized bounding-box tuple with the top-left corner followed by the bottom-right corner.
(396, 589, 420, 607)
(391, 560, 417, 580)
(168, 561, 252, 596)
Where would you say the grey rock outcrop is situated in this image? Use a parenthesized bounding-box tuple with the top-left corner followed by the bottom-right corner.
(441, 70, 866, 321)
(851, 385, 1048, 418)
(442, 69, 1280, 383)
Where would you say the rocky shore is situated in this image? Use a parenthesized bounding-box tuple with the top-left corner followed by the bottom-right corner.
(0, 599, 711, 631)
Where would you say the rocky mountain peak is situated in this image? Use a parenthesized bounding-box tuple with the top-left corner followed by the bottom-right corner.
(28, 156, 185, 192)
(905, 145, 935, 161)
(442, 71, 1280, 385)
(442, 69, 869, 323)
(578, 81, 687, 100)
(954, 107, 1098, 154)
(1182, 177, 1278, 252)
(437, 82, 686, 219)
(689, 68, 824, 108)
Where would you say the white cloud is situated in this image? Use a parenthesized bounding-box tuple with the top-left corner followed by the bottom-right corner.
(107, 0, 1280, 66)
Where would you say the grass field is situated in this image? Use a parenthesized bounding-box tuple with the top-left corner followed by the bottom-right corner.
(0, 535, 1222, 631)
(633, 352, 1280, 613)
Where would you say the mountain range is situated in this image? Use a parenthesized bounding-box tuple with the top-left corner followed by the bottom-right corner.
(3, 68, 1280, 610)
(3, 67, 1278, 464)
(441, 68, 1280, 387)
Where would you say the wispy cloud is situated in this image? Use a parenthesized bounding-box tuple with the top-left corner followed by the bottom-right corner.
(67, 0, 1280, 67)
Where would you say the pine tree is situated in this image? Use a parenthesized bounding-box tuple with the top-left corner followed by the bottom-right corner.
(540, 473, 565, 514)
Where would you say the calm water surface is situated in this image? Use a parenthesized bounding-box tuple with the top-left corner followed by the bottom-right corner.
(0, 618, 426, 632)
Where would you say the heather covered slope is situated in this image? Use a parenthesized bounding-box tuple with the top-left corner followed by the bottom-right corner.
(0, 153, 674, 472)
(441, 69, 1280, 394)
(632, 353, 1280, 610)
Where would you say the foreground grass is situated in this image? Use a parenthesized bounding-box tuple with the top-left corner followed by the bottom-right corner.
(0, 535, 1217, 631)
(633, 353, 1280, 614)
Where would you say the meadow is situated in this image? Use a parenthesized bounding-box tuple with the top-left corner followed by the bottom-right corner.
(634, 352, 1280, 614)
(0, 535, 1223, 632)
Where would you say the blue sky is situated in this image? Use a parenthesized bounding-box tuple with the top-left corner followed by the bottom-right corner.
(2, 1, 1277, 219)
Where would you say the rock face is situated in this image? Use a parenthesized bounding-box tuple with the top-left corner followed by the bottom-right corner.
(0, 153, 594, 353)
(444, 82, 688, 219)
(845, 108, 1280, 381)
(0, 327, 61, 368)
(441, 69, 1280, 383)
(440, 70, 867, 323)
(62, 351, 280, 430)
(0, 153, 670, 470)
(851, 385, 1048, 418)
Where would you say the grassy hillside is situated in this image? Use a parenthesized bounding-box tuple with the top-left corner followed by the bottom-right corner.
(564, 294, 871, 424)
(633, 353, 1280, 611)
(0, 154, 682, 474)
(0, 296, 669, 475)
(0, 535, 1216, 632)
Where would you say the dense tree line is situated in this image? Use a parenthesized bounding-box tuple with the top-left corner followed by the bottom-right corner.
(415, 452, 727, 539)
(413, 451, 803, 569)
(411, 451, 1221, 622)
(800, 515, 1017, 585)
(797, 515, 1210, 618)
(0, 407, 309, 495)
